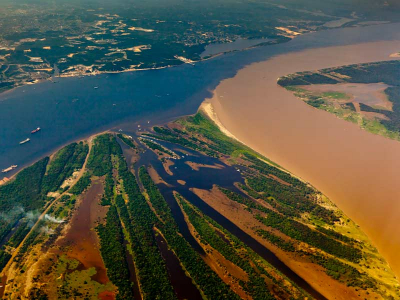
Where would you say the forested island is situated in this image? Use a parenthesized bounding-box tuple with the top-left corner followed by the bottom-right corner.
(278, 60, 400, 141)
(0, 110, 398, 299)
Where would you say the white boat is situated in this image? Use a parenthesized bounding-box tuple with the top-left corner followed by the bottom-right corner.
(31, 127, 41, 134)
(2, 165, 17, 173)
(19, 138, 30, 145)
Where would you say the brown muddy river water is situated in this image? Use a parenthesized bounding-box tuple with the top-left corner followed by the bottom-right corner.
(57, 182, 109, 284)
(209, 39, 400, 278)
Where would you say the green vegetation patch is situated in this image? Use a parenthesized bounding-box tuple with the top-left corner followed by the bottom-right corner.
(100, 173, 114, 206)
(117, 133, 136, 149)
(87, 134, 122, 176)
(140, 138, 174, 157)
(97, 206, 134, 300)
(321, 91, 350, 100)
(279, 60, 400, 141)
(0, 157, 48, 213)
(256, 210, 362, 262)
(255, 229, 295, 252)
(42, 142, 88, 194)
(309, 254, 376, 290)
(56, 255, 115, 300)
(69, 173, 91, 195)
(49, 195, 76, 219)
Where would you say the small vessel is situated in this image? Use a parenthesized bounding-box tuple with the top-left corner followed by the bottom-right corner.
(31, 127, 41, 134)
(94, 86, 98, 89)
(19, 138, 30, 145)
(2, 165, 17, 173)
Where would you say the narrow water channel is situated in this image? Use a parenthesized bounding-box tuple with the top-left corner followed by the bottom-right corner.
(154, 232, 203, 300)
(119, 137, 205, 255)
(123, 239, 142, 300)
(128, 135, 327, 300)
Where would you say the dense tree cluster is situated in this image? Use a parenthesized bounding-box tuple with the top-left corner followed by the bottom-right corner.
(117, 133, 136, 149)
(116, 157, 176, 300)
(87, 134, 121, 176)
(246, 173, 337, 224)
(255, 229, 295, 252)
(219, 187, 270, 213)
(140, 138, 174, 156)
(97, 205, 134, 300)
(69, 173, 91, 195)
(0, 157, 48, 214)
(153, 127, 176, 136)
(0, 158, 49, 271)
(7, 221, 30, 248)
(144, 113, 248, 158)
(310, 254, 376, 289)
(18, 221, 44, 255)
(101, 173, 114, 206)
(256, 210, 362, 262)
(142, 132, 204, 154)
(41, 142, 88, 194)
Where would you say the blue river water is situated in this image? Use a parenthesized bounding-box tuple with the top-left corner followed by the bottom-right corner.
(1, 22, 400, 178)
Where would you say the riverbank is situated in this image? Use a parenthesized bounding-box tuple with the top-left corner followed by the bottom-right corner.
(207, 38, 400, 279)
(0, 37, 284, 98)
(2, 23, 400, 184)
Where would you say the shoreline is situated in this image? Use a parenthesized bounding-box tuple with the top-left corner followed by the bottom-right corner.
(0, 130, 111, 185)
(0, 38, 287, 98)
(0, 21, 391, 97)
(206, 38, 400, 279)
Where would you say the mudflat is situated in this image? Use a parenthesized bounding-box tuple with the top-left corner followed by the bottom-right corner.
(208, 39, 400, 278)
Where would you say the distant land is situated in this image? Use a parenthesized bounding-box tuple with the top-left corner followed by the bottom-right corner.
(278, 60, 400, 141)
(1, 0, 400, 93)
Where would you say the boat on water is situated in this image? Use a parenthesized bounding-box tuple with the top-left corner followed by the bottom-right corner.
(31, 127, 41, 134)
(2, 165, 17, 173)
(19, 138, 30, 145)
